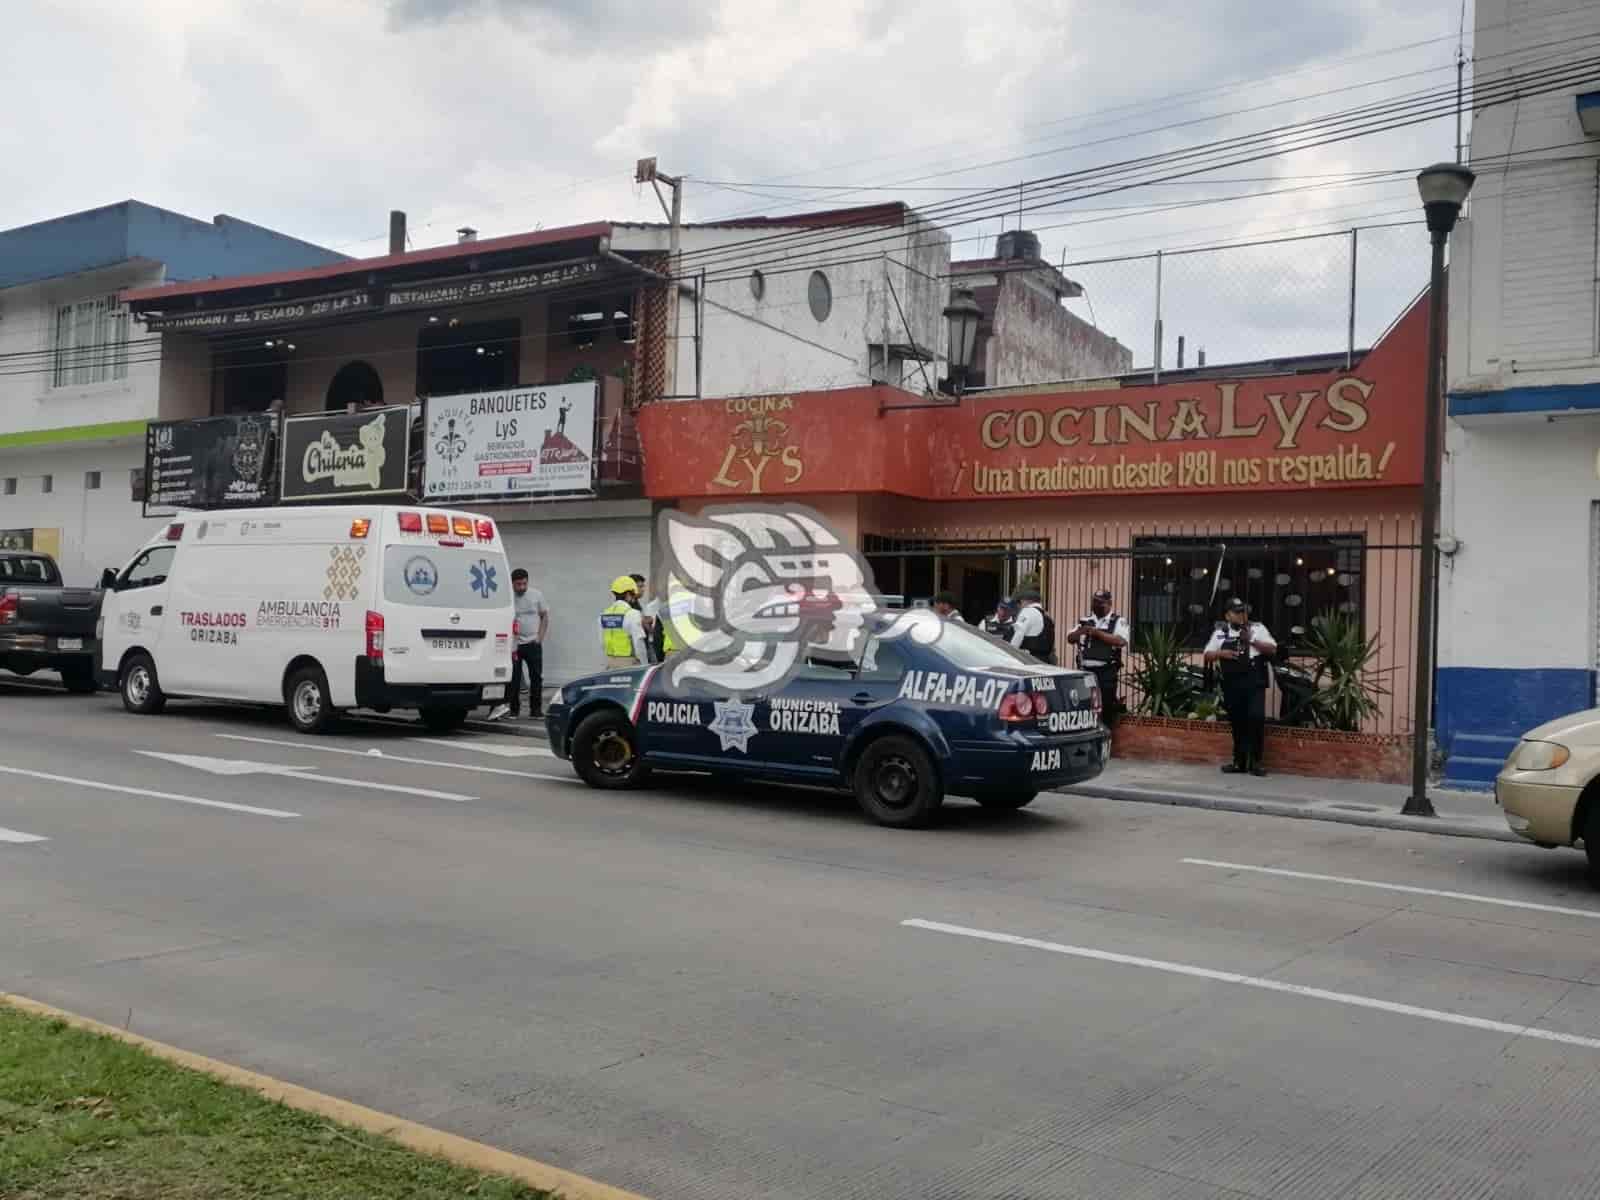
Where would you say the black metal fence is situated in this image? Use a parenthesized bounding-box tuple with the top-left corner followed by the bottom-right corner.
(864, 513, 1424, 736)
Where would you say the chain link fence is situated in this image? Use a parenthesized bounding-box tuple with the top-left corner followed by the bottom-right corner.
(1059, 222, 1431, 378)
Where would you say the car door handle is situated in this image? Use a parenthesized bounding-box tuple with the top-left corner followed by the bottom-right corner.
(150, 605, 163, 616)
(851, 691, 873, 704)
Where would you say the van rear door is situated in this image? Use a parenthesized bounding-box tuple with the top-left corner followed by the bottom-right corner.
(379, 541, 513, 690)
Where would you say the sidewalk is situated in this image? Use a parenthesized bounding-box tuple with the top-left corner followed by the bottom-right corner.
(467, 709, 1518, 844)
(1064, 758, 1517, 843)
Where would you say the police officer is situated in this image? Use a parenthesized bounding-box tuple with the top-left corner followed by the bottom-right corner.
(600, 575, 649, 668)
(983, 597, 1018, 643)
(632, 573, 662, 664)
(1066, 589, 1130, 719)
(1009, 588, 1057, 664)
(658, 579, 698, 659)
(1204, 598, 1277, 777)
(931, 590, 964, 622)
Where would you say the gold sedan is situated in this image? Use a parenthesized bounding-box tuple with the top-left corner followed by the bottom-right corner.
(1496, 709, 1600, 875)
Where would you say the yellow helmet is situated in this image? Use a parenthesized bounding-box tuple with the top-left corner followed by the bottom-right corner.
(610, 575, 638, 596)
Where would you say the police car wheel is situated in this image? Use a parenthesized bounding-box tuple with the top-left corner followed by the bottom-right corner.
(853, 736, 942, 828)
(974, 789, 1038, 811)
(572, 710, 649, 790)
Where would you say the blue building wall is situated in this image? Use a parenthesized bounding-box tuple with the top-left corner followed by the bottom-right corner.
(0, 200, 346, 289)
(1436, 667, 1594, 790)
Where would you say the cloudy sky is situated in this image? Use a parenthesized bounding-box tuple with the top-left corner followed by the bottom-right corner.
(4, 0, 1480, 365)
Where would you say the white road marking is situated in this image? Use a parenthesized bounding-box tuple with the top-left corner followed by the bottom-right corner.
(138, 751, 311, 777)
(411, 737, 557, 760)
(0, 764, 298, 819)
(138, 750, 475, 803)
(0, 826, 48, 844)
(1182, 858, 1600, 920)
(903, 918, 1600, 1052)
(214, 734, 575, 784)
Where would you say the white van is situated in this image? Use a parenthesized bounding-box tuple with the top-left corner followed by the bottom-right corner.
(98, 504, 515, 734)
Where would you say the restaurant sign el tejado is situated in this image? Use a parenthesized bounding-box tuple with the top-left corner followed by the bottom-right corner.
(640, 295, 1427, 500)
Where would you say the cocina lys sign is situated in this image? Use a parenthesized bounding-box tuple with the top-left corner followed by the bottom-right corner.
(639, 292, 1429, 501)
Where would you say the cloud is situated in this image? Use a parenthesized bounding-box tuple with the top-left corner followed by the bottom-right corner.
(0, 0, 1462, 366)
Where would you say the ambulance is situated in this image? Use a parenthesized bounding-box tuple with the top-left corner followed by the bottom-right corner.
(98, 505, 515, 734)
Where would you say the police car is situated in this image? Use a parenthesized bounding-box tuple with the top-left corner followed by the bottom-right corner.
(544, 612, 1109, 828)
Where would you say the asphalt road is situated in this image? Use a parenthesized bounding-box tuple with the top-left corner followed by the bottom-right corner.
(4, 675, 1600, 1199)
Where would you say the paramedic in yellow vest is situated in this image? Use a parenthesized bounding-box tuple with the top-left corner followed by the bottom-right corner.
(658, 581, 698, 659)
(600, 575, 649, 668)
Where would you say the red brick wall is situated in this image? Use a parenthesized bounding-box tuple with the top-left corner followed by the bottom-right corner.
(1111, 716, 1412, 783)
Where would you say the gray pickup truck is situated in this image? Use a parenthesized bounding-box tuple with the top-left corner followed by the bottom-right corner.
(0, 552, 103, 693)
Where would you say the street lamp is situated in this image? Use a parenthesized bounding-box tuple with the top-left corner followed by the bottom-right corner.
(942, 286, 982, 395)
(1404, 161, 1475, 819)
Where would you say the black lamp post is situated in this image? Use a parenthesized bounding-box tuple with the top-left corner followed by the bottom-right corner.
(1404, 161, 1475, 818)
(942, 287, 982, 395)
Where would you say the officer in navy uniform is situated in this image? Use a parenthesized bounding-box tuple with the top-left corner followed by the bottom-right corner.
(1203, 598, 1277, 777)
(983, 597, 1018, 643)
(1066, 589, 1131, 720)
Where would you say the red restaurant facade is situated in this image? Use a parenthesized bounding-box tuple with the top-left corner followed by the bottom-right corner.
(638, 296, 1432, 780)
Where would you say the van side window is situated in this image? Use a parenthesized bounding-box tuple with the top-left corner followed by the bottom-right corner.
(121, 545, 176, 590)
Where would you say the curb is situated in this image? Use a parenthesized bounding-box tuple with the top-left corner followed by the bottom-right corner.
(1, 993, 649, 1200)
(1063, 782, 1522, 843)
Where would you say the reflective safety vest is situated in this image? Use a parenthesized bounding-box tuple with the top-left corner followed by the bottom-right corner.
(600, 600, 635, 659)
(659, 588, 696, 653)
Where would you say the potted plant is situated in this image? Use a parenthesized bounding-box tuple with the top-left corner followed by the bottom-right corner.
(1302, 612, 1390, 732)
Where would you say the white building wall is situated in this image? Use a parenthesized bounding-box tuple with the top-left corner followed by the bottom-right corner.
(1448, 0, 1600, 394)
(1439, 420, 1598, 672)
(0, 442, 163, 585)
(613, 213, 950, 400)
(0, 261, 165, 436)
(0, 261, 168, 586)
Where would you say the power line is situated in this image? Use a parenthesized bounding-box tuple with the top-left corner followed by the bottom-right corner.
(667, 54, 1600, 282)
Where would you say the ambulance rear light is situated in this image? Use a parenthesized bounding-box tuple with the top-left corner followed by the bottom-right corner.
(365, 610, 385, 664)
(426, 513, 449, 534)
(397, 511, 423, 533)
(476, 518, 494, 541)
(438, 540, 465, 548)
(164, 523, 184, 541)
(349, 517, 371, 539)
(451, 516, 474, 537)
(998, 692, 1035, 722)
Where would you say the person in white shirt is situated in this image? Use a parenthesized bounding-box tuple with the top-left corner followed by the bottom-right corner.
(488, 568, 550, 721)
(931, 590, 965, 623)
(1066, 589, 1131, 718)
(1203, 598, 1277, 776)
(1008, 589, 1056, 663)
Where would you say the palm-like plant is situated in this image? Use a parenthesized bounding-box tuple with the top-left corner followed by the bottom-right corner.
(1130, 624, 1194, 717)
(1303, 612, 1390, 732)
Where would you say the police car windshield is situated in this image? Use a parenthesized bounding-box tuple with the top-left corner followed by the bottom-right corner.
(924, 619, 1038, 670)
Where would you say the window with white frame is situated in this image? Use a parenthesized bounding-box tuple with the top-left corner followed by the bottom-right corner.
(53, 295, 129, 387)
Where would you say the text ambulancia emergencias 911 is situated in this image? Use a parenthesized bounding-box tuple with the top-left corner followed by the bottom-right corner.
(544, 614, 1109, 828)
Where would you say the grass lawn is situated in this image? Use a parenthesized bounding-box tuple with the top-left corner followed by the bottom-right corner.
(0, 1005, 551, 1199)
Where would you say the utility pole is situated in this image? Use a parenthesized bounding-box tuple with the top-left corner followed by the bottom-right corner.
(637, 158, 684, 398)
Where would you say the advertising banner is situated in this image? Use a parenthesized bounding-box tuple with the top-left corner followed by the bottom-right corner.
(423, 381, 596, 501)
(144, 414, 278, 514)
(280, 406, 413, 502)
(386, 258, 602, 312)
(141, 290, 373, 333)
